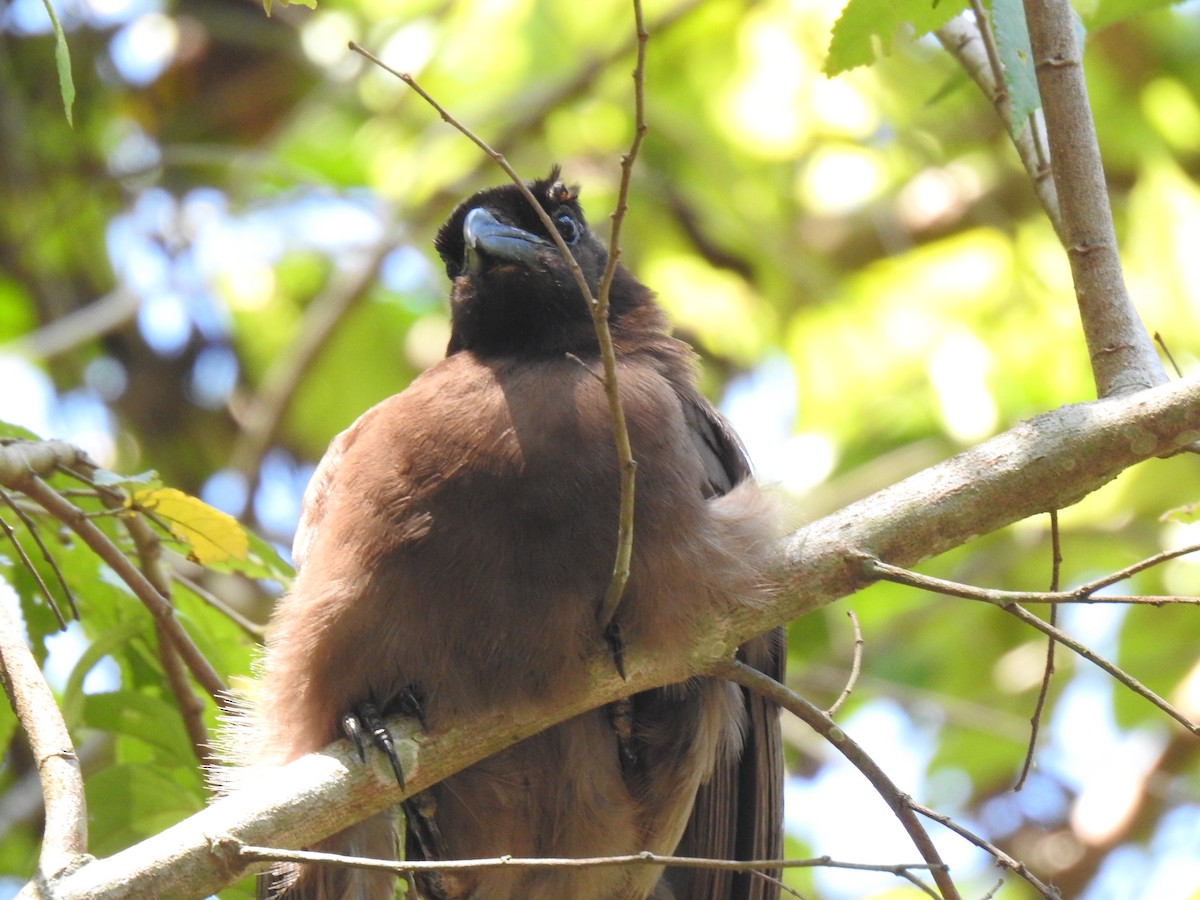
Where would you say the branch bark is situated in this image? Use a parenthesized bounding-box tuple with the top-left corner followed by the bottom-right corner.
(0, 587, 88, 881)
(1021, 0, 1168, 397)
(19, 373, 1200, 900)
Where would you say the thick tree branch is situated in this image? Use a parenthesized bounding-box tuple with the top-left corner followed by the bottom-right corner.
(0, 588, 88, 880)
(20, 374, 1200, 900)
(1021, 0, 1167, 397)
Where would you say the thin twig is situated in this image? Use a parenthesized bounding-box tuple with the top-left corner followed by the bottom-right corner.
(118, 497, 212, 763)
(237, 843, 939, 879)
(1074, 542, 1200, 595)
(910, 801, 1061, 899)
(0, 487, 78, 621)
(347, 39, 642, 639)
(0, 502, 66, 629)
(715, 658, 963, 900)
(967, 0, 1006, 93)
(864, 557, 1200, 736)
(593, 0, 648, 632)
(12, 474, 228, 703)
(935, 15, 1062, 238)
(172, 572, 265, 640)
(1015, 508, 1061, 790)
(0, 587, 88, 877)
(825, 610, 862, 718)
(1154, 332, 1182, 378)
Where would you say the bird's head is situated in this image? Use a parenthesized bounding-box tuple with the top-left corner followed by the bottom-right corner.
(435, 167, 652, 357)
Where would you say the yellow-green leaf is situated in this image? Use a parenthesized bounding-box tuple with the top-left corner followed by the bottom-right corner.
(132, 487, 250, 565)
(40, 0, 75, 127)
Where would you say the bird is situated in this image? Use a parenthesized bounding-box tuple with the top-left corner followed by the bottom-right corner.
(226, 168, 785, 900)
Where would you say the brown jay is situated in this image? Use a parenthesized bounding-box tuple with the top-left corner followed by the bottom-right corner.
(233, 169, 785, 899)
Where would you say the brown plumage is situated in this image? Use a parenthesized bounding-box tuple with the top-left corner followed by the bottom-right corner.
(227, 169, 784, 899)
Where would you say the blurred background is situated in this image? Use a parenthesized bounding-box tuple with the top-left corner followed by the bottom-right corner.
(1, 0, 1200, 896)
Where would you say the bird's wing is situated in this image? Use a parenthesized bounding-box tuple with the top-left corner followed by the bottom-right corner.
(670, 394, 785, 900)
(681, 392, 752, 498)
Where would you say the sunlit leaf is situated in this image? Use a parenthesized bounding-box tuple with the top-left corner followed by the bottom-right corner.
(825, 0, 970, 75)
(132, 488, 250, 565)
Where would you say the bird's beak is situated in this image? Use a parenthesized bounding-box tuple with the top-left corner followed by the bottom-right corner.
(463, 207, 549, 272)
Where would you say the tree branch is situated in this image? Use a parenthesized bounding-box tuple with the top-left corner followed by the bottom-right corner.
(20, 373, 1200, 900)
(716, 659, 959, 900)
(0, 587, 88, 880)
(1021, 0, 1167, 397)
(936, 14, 1062, 238)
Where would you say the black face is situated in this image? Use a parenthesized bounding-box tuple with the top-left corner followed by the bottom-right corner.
(435, 168, 634, 357)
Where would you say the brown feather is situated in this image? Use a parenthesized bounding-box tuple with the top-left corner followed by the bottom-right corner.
(218, 171, 784, 900)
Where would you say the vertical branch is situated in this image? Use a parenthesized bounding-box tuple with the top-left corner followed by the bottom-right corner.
(120, 508, 213, 764)
(1014, 508, 1062, 790)
(593, 0, 649, 633)
(0, 589, 88, 877)
(1021, 0, 1168, 397)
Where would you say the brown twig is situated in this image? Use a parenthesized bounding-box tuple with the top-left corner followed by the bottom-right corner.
(909, 801, 1061, 898)
(0, 497, 67, 629)
(172, 572, 265, 640)
(1014, 508, 1062, 790)
(346, 38, 642, 638)
(935, 15, 1062, 237)
(592, 0, 648, 632)
(715, 658, 961, 900)
(967, 0, 1006, 93)
(0, 587, 88, 878)
(118, 499, 212, 763)
(236, 842, 940, 883)
(1021, 0, 1168, 397)
(1154, 332, 1182, 378)
(825, 610, 863, 718)
(11, 474, 228, 703)
(863, 557, 1200, 735)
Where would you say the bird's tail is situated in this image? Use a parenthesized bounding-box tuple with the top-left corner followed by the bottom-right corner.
(256, 813, 398, 900)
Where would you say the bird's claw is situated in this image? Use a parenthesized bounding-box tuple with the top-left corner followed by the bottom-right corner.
(343, 700, 406, 790)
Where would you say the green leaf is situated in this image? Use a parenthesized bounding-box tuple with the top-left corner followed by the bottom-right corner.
(40, 0, 75, 127)
(0, 422, 44, 441)
(81, 691, 195, 761)
(992, 0, 1041, 134)
(262, 0, 316, 15)
(201, 525, 293, 585)
(84, 764, 202, 856)
(825, 0, 971, 75)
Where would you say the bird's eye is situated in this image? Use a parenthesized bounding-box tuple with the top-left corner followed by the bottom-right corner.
(554, 213, 580, 245)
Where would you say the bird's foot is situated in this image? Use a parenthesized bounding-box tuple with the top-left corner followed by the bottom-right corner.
(342, 699, 408, 789)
